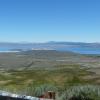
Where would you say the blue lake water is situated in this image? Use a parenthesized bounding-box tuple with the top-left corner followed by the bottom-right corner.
(58, 47, 100, 54)
(1, 47, 100, 54)
(0, 48, 10, 52)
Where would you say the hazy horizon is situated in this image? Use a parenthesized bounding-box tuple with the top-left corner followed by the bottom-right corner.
(0, 41, 99, 44)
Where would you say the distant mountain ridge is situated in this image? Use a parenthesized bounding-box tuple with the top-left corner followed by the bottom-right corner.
(0, 42, 100, 54)
(0, 41, 100, 46)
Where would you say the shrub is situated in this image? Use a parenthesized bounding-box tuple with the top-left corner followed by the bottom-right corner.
(60, 85, 100, 100)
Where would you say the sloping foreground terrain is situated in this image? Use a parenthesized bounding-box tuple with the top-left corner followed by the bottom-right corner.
(0, 50, 99, 93)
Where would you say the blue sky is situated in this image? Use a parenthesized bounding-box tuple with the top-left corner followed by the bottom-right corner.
(0, 0, 100, 43)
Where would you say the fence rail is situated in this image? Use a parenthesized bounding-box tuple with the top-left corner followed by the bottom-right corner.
(0, 91, 53, 100)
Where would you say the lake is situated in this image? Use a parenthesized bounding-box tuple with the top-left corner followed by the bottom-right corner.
(58, 47, 100, 54)
(1, 47, 100, 54)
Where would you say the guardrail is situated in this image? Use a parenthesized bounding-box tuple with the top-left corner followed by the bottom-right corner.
(0, 91, 53, 100)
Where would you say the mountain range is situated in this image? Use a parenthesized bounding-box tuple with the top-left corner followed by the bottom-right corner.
(0, 42, 100, 54)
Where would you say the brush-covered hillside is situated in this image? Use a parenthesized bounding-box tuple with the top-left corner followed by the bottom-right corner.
(0, 50, 99, 92)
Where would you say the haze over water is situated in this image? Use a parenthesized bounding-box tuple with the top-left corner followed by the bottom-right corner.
(0, 46, 100, 54)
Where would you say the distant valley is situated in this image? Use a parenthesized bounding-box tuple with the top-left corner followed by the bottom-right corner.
(0, 49, 100, 91)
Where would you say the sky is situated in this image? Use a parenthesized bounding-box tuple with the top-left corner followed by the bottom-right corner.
(0, 0, 100, 43)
